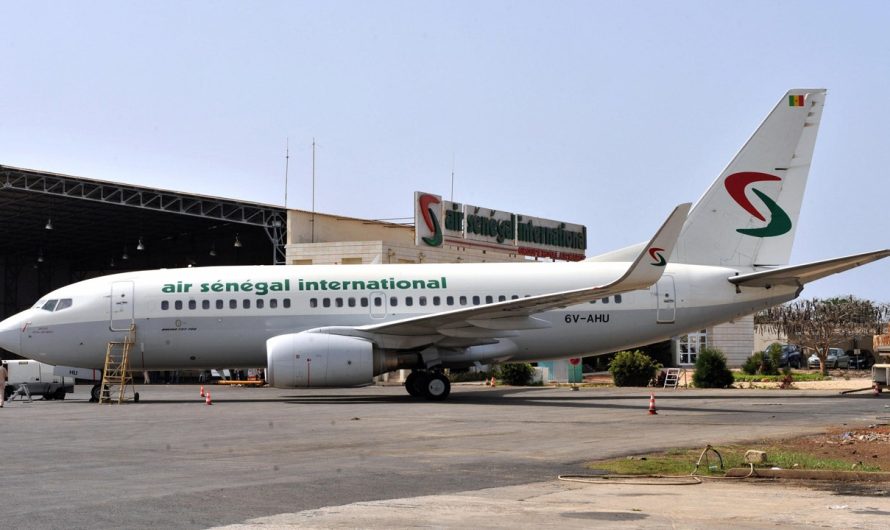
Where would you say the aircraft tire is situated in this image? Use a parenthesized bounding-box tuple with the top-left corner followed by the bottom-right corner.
(424, 373, 451, 401)
(90, 384, 101, 402)
(405, 371, 426, 398)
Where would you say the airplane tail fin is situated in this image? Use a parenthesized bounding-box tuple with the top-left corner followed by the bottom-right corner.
(673, 89, 827, 267)
(589, 89, 827, 268)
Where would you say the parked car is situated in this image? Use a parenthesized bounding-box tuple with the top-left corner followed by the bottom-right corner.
(807, 348, 850, 369)
(774, 344, 804, 368)
(847, 350, 875, 369)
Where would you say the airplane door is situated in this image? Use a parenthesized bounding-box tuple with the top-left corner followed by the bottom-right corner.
(369, 291, 387, 319)
(110, 281, 135, 330)
(655, 275, 676, 324)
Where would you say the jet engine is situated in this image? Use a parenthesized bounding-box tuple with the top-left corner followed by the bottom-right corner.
(266, 332, 387, 387)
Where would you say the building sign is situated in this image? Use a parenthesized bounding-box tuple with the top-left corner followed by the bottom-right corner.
(414, 191, 586, 261)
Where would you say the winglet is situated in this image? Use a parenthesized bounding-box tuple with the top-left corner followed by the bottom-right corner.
(611, 202, 691, 290)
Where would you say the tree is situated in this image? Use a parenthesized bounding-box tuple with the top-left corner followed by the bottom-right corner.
(755, 296, 889, 375)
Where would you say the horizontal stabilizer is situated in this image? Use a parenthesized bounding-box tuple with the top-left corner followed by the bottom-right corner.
(729, 249, 890, 288)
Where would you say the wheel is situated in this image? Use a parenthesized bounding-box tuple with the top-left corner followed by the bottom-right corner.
(3, 385, 11, 401)
(404, 371, 427, 398)
(90, 383, 101, 402)
(134, 392, 139, 403)
(424, 373, 451, 401)
(52, 387, 66, 400)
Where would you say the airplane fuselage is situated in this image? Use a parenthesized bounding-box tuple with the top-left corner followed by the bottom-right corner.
(3, 262, 796, 371)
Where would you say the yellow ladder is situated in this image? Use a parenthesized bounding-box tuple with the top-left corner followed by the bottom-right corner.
(99, 324, 137, 404)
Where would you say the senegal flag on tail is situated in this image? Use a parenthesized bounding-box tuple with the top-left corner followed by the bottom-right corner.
(789, 94, 805, 107)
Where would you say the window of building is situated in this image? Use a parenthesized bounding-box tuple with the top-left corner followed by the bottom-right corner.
(678, 330, 707, 365)
(341, 257, 362, 264)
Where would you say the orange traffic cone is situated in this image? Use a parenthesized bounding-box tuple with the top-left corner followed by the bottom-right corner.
(490, 376, 496, 388)
(648, 393, 658, 415)
(205, 391, 212, 406)
(200, 385, 205, 397)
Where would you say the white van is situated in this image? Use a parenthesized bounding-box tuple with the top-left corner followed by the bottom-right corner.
(3, 359, 74, 400)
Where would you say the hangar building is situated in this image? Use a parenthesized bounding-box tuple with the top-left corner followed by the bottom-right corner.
(1, 165, 753, 370)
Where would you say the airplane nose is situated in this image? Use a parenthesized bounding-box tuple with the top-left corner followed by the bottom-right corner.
(0, 316, 22, 354)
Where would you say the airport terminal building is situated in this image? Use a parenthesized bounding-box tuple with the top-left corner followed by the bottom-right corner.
(0, 165, 754, 372)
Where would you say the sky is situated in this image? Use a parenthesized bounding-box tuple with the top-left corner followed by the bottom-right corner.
(2, 1, 888, 302)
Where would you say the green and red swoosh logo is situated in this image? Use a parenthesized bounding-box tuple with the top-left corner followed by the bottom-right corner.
(648, 247, 666, 267)
(419, 194, 443, 246)
(725, 172, 792, 238)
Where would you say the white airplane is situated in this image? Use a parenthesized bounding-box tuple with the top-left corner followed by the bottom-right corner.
(0, 89, 887, 401)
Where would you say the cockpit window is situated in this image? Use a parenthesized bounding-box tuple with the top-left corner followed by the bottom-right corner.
(55, 299, 73, 311)
(41, 299, 59, 312)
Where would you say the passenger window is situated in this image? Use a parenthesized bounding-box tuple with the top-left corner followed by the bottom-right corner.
(243, 299, 251, 309)
(511, 295, 519, 300)
(419, 296, 427, 306)
(601, 297, 609, 304)
(42, 299, 58, 312)
(348, 297, 356, 307)
(270, 299, 278, 309)
(589, 300, 596, 304)
(310, 298, 318, 308)
(373, 297, 383, 307)
(202, 300, 210, 310)
(229, 299, 237, 309)
(615, 294, 622, 304)
(283, 299, 291, 309)
(256, 299, 265, 309)
(433, 296, 441, 306)
(188, 300, 196, 310)
(161, 301, 169, 310)
(335, 298, 343, 308)
(498, 295, 506, 302)
(472, 296, 480, 305)
(459, 296, 467, 305)
(361, 297, 369, 307)
(485, 296, 493, 304)
(216, 300, 224, 309)
(406, 297, 414, 307)
(55, 299, 73, 311)
(390, 297, 398, 307)
(446, 296, 454, 306)
(175, 300, 183, 310)
(323, 298, 331, 308)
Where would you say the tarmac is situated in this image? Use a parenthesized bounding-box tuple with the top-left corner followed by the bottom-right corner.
(2, 381, 889, 529)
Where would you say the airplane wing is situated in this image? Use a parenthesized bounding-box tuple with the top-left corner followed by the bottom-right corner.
(729, 249, 890, 289)
(312, 203, 690, 349)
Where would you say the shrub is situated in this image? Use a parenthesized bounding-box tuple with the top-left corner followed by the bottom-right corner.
(608, 350, 661, 387)
(742, 351, 778, 376)
(693, 348, 734, 388)
(499, 363, 535, 386)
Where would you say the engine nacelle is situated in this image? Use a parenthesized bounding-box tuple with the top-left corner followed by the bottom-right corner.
(266, 333, 378, 388)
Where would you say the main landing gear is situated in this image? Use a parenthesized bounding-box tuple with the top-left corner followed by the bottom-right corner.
(404, 370, 451, 401)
